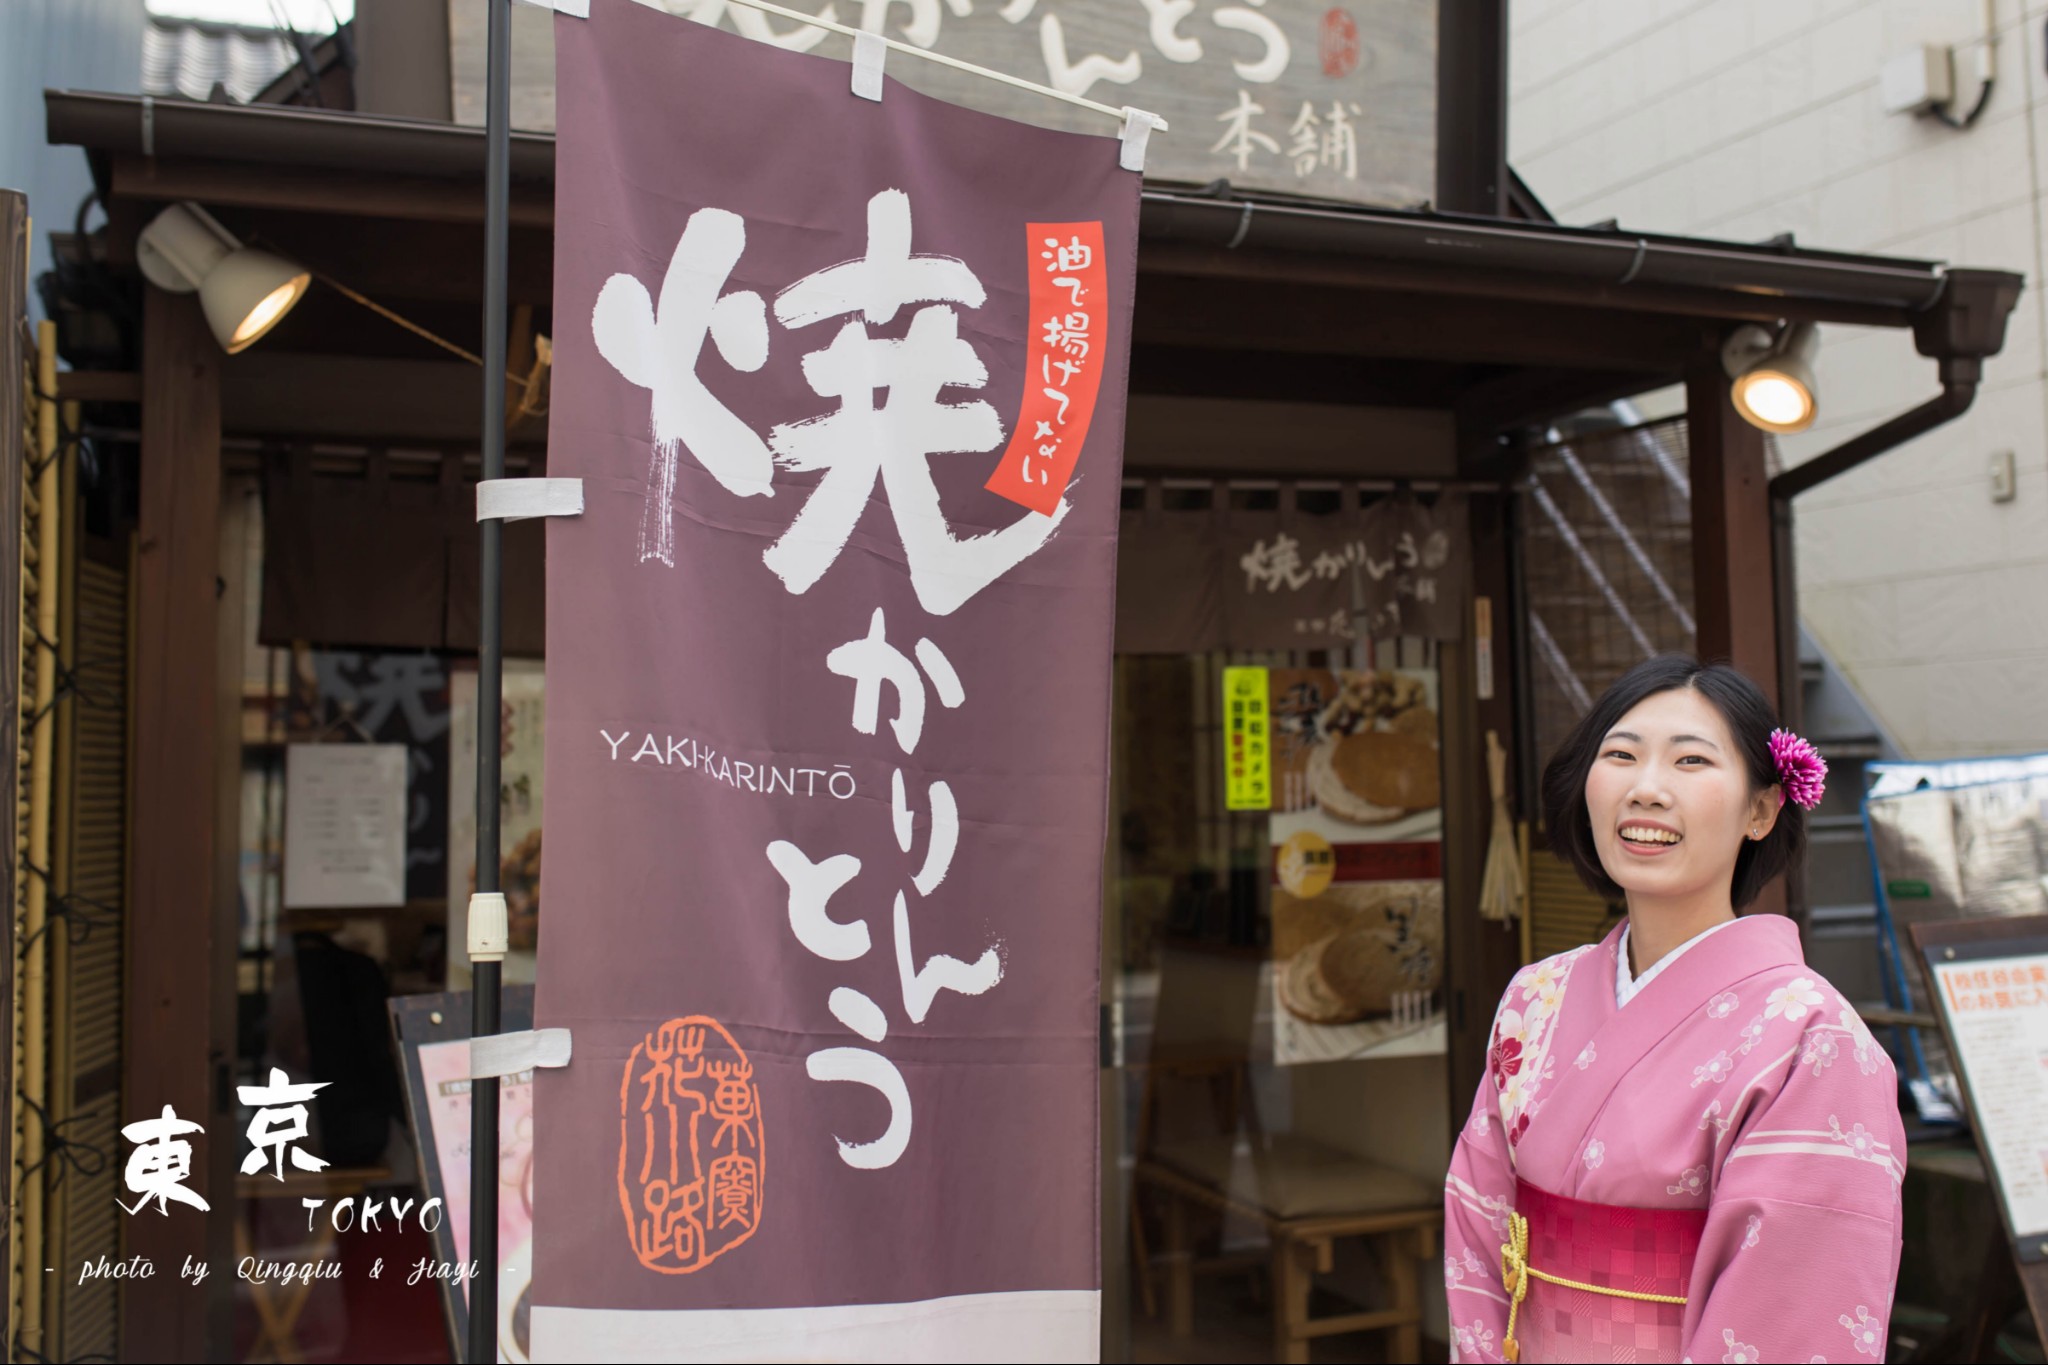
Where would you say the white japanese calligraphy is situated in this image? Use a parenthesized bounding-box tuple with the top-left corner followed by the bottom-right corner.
(766, 190, 1070, 616)
(1212, 89, 1279, 172)
(1212, 1, 1288, 82)
(593, 207, 773, 565)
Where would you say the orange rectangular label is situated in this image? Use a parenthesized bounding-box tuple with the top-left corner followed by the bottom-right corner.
(985, 222, 1109, 516)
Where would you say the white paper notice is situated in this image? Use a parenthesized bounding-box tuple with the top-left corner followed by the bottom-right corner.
(284, 743, 409, 909)
(1932, 953, 2048, 1240)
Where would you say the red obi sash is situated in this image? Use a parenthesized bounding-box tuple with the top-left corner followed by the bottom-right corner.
(1502, 1179, 1706, 1364)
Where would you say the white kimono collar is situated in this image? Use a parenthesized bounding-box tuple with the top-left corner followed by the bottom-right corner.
(1615, 917, 1743, 1009)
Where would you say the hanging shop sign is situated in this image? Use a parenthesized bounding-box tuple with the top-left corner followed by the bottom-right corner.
(454, 0, 1437, 210)
(531, 4, 1135, 1357)
(1115, 484, 1470, 653)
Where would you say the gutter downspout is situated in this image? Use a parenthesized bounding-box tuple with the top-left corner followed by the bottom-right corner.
(1747, 267, 2016, 940)
(1765, 268, 2021, 741)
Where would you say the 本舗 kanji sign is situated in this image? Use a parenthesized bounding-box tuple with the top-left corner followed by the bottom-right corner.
(531, 4, 1135, 1359)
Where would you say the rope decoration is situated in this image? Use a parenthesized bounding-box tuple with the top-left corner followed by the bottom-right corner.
(17, 1094, 110, 1187)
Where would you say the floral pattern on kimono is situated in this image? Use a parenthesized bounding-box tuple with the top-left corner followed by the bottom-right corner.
(1443, 916, 1905, 1364)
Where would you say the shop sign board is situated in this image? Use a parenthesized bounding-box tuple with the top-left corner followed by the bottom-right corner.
(1223, 665, 1272, 810)
(531, 4, 1135, 1357)
(450, 0, 1438, 209)
(1911, 916, 2048, 1344)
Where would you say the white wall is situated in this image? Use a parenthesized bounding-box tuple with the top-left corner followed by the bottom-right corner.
(0, 0, 147, 318)
(1511, 0, 2048, 757)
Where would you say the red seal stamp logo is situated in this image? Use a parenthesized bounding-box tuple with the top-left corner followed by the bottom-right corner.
(618, 1016, 764, 1273)
(1320, 8, 1360, 79)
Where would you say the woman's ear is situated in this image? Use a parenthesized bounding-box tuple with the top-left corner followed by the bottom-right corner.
(1748, 785, 1783, 840)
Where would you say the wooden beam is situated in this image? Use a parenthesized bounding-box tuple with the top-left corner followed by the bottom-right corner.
(1685, 359, 1786, 918)
(110, 154, 551, 228)
(223, 208, 553, 307)
(0, 187, 27, 1343)
(1454, 366, 1665, 461)
(221, 352, 483, 441)
(1131, 345, 1484, 408)
(1443, 493, 1528, 1112)
(1136, 238, 1919, 331)
(55, 371, 141, 404)
(127, 288, 229, 1359)
(1132, 274, 1717, 371)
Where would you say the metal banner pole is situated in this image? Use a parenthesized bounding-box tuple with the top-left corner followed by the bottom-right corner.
(467, 0, 513, 1359)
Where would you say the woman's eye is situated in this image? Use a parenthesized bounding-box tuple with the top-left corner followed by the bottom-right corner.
(1602, 749, 1633, 761)
(1677, 755, 1710, 766)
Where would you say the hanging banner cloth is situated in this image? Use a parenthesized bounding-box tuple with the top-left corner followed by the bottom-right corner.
(532, 2, 1136, 1359)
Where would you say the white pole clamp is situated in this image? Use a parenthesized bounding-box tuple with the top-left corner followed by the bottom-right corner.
(468, 892, 509, 964)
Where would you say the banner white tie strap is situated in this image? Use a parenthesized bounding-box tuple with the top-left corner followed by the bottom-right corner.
(852, 32, 886, 101)
(477, 477, 585, 523)
(469, 1028, 574, 1080)
(1119, 108, 1164, 173)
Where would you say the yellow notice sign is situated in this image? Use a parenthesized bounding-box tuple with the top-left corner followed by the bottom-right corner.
(1223, 666, 1272, 811)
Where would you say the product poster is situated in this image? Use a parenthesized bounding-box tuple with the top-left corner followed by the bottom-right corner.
(531, 3, 1137, 1358)
(416, 1040, 537, 1362)
(1267, 667, 1446, 1064)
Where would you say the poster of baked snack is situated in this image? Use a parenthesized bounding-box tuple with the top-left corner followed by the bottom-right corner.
(1268, 668, 1446, 1064)
(1270, 668, 1443, 866)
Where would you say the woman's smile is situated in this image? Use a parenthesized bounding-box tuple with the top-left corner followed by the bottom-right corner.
(1617, 819, 1682, 853)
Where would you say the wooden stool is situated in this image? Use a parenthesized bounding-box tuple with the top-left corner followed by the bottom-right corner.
(1138, 1134, 1442, 1363)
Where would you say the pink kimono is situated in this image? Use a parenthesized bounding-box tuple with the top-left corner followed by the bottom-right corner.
(1444, 916, 1905, 1364)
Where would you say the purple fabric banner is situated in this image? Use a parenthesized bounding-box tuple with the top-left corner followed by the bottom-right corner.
(531, 3, 1135, 1358)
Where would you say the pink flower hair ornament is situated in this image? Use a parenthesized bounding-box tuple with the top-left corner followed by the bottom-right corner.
(1768, 728, 1827, 810)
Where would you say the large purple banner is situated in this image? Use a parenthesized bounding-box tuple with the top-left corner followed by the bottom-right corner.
(532, 3, 1136, 1358)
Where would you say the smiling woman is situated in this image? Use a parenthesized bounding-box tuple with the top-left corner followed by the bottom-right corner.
(1442, 656, 1904, 1365)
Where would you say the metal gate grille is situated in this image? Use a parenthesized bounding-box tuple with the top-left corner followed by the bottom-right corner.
(1519, 417, 1698, 950)
(1521, 417, 1697, 766)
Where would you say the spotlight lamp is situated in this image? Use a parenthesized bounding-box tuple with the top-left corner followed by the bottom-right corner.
(1722, 321, 1820, 434)
(136, 202, 310, 354)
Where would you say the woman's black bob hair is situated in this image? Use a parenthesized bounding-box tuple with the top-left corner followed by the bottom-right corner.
(1540, 654, 1806, 910)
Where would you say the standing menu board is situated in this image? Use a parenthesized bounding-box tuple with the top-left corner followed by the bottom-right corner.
(1912, 917, 2048, 1342)
(389, 988, 538, 1364)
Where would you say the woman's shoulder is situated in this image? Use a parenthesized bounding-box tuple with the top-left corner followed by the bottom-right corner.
(1502, 933, 1613, 998)
(1491, 934, 1613, 1021)
(1723, 959, 1897, 1084)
